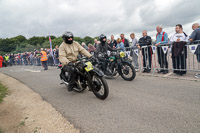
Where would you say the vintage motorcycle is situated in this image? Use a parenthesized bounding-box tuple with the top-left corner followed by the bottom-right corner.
(60, 58, 109, 100)
(93, 51, 136, 81)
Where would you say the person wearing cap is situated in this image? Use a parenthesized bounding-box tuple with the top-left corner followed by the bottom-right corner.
(59, 31, 92, 91)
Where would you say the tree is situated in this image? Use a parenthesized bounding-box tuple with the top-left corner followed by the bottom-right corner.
(27, 36, 46, 46)
(13, 35, 27, 43)
(83, 36, 94, 45)
(0, 35, 97, 54)
(74, 37, 84, 44)
(52, 37, 63, 47)
(0, 38, 19, 53)
(14, 43, 35, 53)
(41, 37, 63, 49)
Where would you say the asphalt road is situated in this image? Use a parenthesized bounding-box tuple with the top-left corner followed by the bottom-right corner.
(0, 66, 200, 133)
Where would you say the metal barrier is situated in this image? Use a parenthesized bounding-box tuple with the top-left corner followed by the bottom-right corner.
(10, 55, 60, 66)
(4, 41, 200, 76)
(125, 41, 200, 76)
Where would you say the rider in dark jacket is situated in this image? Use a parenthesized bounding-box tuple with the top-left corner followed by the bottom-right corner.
(96, 34, 116, 55)
(96, 34, 116, 75)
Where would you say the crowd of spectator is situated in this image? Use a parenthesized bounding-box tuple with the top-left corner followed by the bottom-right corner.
(1, 23, 200, 78)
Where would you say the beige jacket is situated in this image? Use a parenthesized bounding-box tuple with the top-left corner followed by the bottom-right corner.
(59, 41, 92, 65)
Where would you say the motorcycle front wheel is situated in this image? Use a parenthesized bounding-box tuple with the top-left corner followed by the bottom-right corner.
(119, 62, 136, 81)
(90, 74, 109, 100)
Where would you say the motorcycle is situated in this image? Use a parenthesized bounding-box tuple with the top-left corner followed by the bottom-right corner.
(94, 51, 136, 81)
(60, 57, 109, 100)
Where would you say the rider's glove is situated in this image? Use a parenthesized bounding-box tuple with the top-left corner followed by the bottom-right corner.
(89, 56, 95, 60)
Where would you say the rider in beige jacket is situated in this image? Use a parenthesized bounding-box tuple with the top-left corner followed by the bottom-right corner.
(59, 40, 91, 66)
(59, 31, 92, 91)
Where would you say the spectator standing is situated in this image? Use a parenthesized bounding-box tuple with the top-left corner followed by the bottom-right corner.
(137, 30, 152, 73)
(40, 48, 48, 70)
(55, 45, 59, 66)
(120, 33, 130, 50)
(189, 23, 200, 78)
(94, 39, 98, 48)
(110, 35, 117, 48)
(170, 24, 188, 76)
(155, 25, 169, 74)
(116, 38, 125, 52)
(81, 42, 88, 50)
(0, 54, 3, 68)
(130, 33, 139, 70)
(88, 43, 96, 56)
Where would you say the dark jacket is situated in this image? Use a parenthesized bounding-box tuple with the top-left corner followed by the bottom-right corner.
(138, 36, 152, 55)
(96, 43, 116, 56)
(123, 38, 130, 47)
(172, 41, 187, 58)
(55, 49, 59, 58)
(110, 40, 117, 47)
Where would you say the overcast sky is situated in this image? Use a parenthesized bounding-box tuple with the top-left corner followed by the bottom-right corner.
(0, 0, 199, 40)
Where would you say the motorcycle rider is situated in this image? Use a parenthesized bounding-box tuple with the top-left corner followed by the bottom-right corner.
(59, 31, 92, 91)
(96, 34, 116, 75)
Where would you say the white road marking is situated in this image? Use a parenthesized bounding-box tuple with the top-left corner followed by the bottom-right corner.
(24, 69, 41, 73)
(163, 72, 173, 77)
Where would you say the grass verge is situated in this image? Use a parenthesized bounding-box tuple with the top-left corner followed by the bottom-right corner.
(0, 82, 8, 103)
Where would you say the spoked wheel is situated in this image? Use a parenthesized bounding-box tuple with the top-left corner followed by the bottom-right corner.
(120, 62, 136, 81)
(91, 74, 109, 100)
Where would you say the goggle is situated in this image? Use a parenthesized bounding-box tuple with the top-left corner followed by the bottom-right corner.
(66, 36, 73, 39)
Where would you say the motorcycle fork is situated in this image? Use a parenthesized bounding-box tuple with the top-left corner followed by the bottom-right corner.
(85, 72, 95, 90)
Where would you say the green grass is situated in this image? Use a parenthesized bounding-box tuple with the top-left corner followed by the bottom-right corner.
(19, 121, 25, 126)
(0, 82, 8, 103)
(0, 128, 3, 133)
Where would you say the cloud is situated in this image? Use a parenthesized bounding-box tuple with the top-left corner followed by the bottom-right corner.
(0, 0, 199, 39)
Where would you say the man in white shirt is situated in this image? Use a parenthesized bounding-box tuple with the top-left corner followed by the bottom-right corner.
(170, 24, 189, 76)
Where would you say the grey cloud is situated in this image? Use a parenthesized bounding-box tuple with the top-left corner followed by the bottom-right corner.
(0, 0, 199, 39)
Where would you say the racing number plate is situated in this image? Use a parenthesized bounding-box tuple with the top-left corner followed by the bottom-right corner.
(85, 61, 94, 72)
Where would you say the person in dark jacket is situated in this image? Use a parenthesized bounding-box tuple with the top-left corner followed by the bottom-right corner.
(55, 45, 59, 66)
(137, 30, 152, 73)
(110, 35, 117, 47)
(120, 33, 130, 50)
(170, 24, 189, 76)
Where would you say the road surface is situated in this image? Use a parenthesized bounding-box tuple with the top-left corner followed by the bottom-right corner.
(1, 66, 200, 133)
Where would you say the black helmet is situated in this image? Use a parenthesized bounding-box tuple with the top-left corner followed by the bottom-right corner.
(62, 31, 74, 44)
(99, 34, 107, 44)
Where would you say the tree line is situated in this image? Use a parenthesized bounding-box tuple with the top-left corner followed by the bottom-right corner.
(0, 35, 97, 55)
